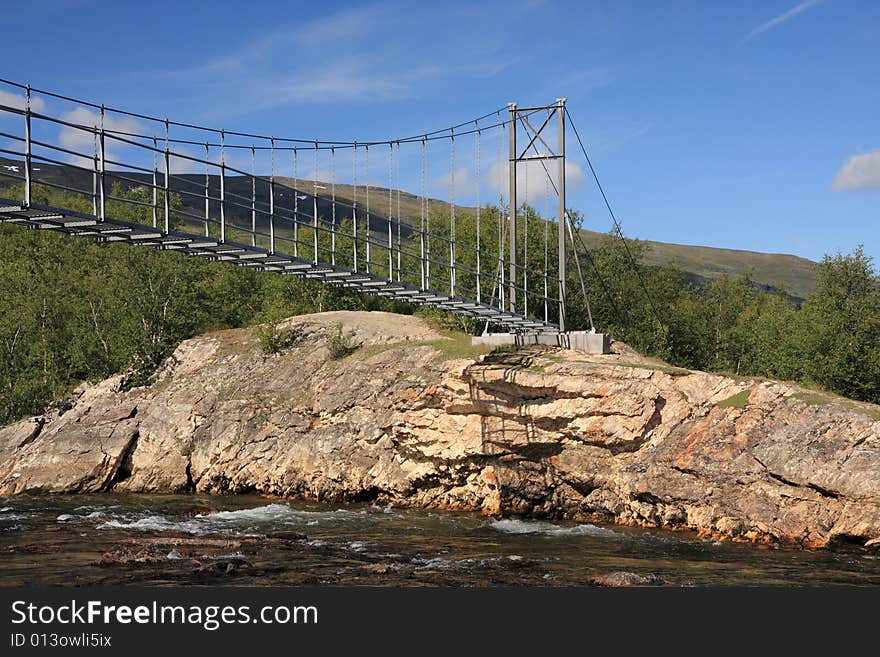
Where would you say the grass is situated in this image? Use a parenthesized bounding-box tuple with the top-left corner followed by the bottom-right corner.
(326, 329, 493, 366)
(217, 383, 240, 401)
(716, 389, 752, 409)
(613, 360, 691, 375)
(792, 391, 880, 421)
(411, 332, 493, 363)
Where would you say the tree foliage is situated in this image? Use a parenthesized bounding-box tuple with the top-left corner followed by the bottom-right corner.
(1, 182, 878, 425)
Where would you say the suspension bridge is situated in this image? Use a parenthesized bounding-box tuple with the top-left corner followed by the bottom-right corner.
(0, 79, 611, 350)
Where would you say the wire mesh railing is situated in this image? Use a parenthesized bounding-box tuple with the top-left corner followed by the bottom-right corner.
(0, 79, 570, 330)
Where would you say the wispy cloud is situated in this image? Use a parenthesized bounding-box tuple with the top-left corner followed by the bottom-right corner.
(0, 89, 46, 113)
(158, 0, 537, 114)
(746, 0, 823, 40)
(832, 150, 880, 191)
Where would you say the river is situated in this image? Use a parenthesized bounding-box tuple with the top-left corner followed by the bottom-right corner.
(1, 494, 878, 586)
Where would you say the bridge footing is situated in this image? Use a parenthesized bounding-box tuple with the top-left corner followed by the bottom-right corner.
(472, 331, 611, 354)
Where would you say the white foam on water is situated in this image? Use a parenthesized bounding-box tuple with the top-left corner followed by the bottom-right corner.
(56, 514, 75, 522)
(93, 503, 373, 537)
(411, 555, 501, 571)
(204, 552, 247, 560)
(0, 506, 14, 513)
(0, 513, 27, 522)
(488, 518, 616, 538)
(97, 516, 195, 533)
(198, 504, 305, 523)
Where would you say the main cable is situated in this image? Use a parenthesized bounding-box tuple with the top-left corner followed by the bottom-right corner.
(564, 106, 664, 329)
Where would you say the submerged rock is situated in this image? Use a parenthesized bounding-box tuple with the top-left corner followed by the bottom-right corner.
(590, 572, 665, 587)
(1, 310, 879, 549)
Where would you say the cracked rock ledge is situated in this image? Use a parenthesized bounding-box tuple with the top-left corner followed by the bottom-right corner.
(1, 310, 878, 549)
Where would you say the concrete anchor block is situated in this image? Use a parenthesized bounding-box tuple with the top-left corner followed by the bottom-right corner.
(471, 331, 611, 354)
(567, 331, 611, 354)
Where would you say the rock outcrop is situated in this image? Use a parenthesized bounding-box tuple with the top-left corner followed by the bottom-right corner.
(1, 310, 878, 549)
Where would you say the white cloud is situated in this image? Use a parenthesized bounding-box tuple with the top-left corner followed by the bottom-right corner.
(0, 89, 46, 113)
(58, 107, 148, 168)
(746, 0, 822, 40)
(832, 150, 880, 191)
(485, 159, 587, 207)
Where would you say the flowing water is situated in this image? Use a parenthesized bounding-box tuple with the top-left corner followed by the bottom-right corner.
(1, 494, 878, 586)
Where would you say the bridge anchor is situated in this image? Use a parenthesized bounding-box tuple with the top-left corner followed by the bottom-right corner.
(471, 331, 610, 354)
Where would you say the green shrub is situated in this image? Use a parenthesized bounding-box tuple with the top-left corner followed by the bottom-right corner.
(327, 323, 360, 360)
(258, 321, 304, 355)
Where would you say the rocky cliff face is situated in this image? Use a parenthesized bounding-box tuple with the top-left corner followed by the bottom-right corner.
(1, 310, 878, 549)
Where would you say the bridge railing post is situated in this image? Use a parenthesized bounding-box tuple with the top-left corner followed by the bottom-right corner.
(269, 138, 276, 255)
(388, 142, 394, 280)
(508, 102, 517, 314)
(219, 129, 226, 243)
(204, 143, 210, 237)
(352, 143, 358, 272)
(293, 148, 300, 258)
(23, 85, 32, 207)
(152, 137, 158, 228)
(99, 106, 106, 222)
(365, 144, 371, 273)
(250, 146, 257, 247)
(92, 133, 99, 217)
(557, 98, 567, 332)
(449, 127, 456, 297)
(163, 118, 169, 233)
(330, 146, 336, 266)
(313, 141, 319, 265)
(395, 141, 401, 282)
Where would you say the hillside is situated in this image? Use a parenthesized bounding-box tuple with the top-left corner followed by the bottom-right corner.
(1, 157, 816, 297)
(275, 176, 817, 298)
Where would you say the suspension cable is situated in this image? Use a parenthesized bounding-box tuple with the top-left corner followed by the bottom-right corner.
(251, 145, 258, 246)
(396, 140, 402, 282)
(424, 136, 430, 286)
(566, 216, 595, 332)
(419, 136, 426, 288)
(202, 141, 208, 236)
(313, 140, 319, 264)
(269, 137, 275, 254)
(475, 124, 481, 303)
(365, 144, 370, 272)
(517, 118, 619, 332)
(353, 142, 358, 270)
(293, 147, 299, 257)
(450, 127, 456, 296)
(388, 141, 394, 278)
(330, 145, 336, 265)
(1, 77, 513, 148)
(523, 151, 529, 317)
(497, 113, 505, 310)
(564, 106, 663, 328)
(544, 172, 550, 324)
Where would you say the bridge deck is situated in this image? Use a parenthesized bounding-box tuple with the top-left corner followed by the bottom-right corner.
(0, 199, 556, 332)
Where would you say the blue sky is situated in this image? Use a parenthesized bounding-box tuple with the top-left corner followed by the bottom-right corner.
(1, 0, 877, 263)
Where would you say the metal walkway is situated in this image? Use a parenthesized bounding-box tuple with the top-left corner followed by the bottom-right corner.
(0, 199, 549, 330)
(0, 80, 576, 333)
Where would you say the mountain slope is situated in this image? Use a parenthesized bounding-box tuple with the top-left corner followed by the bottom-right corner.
(0, 158, 817, 297)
